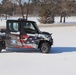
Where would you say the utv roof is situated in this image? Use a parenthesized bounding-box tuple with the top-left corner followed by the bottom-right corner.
(7, 18, 36, 23)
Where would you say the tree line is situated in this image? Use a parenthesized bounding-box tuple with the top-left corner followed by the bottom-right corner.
(0, 0, 76, 23)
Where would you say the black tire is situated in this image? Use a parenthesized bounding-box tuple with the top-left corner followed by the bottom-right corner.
(40, 42, 51, 53)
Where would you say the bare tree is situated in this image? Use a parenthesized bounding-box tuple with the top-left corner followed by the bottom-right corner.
(1, 0, 14, 20)
(11, 0, 30, 19)
(15, 0, 25, 18)
(56, 0, 76, 23)
(26, 0, 30, 20)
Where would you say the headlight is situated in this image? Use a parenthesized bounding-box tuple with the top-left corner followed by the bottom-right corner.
(43, 35, 52, 40)
(44, 35, 49, 38)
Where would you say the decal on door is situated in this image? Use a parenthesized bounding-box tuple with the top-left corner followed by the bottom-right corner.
(16, 35, 35, 48)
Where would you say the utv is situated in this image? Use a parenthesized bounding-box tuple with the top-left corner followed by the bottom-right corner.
(0, 19, 53, 53)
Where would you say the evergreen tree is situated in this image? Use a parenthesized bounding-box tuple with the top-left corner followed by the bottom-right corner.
(38, 0, 55, 23)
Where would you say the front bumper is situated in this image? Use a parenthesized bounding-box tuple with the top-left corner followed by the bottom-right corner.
(50, 38, 53, 45)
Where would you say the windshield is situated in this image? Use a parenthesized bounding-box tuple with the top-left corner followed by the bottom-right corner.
(34, 22, 41, 33)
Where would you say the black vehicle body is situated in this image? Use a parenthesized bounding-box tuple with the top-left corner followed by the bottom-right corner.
(0, 19, 53, 53)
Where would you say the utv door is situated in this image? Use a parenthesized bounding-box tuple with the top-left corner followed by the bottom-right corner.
(5, 21, 21, 48)
(20, 22, 39, 49)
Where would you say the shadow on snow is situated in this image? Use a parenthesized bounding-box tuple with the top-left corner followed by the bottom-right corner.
(51, 47, 76, 54)
(2, 48, 40, 53)
(2, 47, 76, 54)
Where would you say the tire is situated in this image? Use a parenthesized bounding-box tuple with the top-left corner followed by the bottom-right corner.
(40, 42, 51, 53)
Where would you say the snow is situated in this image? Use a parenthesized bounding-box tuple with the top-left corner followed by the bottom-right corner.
(0, 20, 6, 29)
(55, 16, 76, 23)
(0, 53, 76, 75)
(1, 16, 76, 26)
(0, 17, 76, 75)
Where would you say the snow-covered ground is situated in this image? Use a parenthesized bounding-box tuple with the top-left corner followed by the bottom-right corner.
(1, 16, 76, 25)
(0, 25, 76, 75)
(55, 16, 76, 23)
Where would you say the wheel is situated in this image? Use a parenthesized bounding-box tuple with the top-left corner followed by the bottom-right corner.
(40, 42, 51, 53)
(0, 48, 2, 53)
